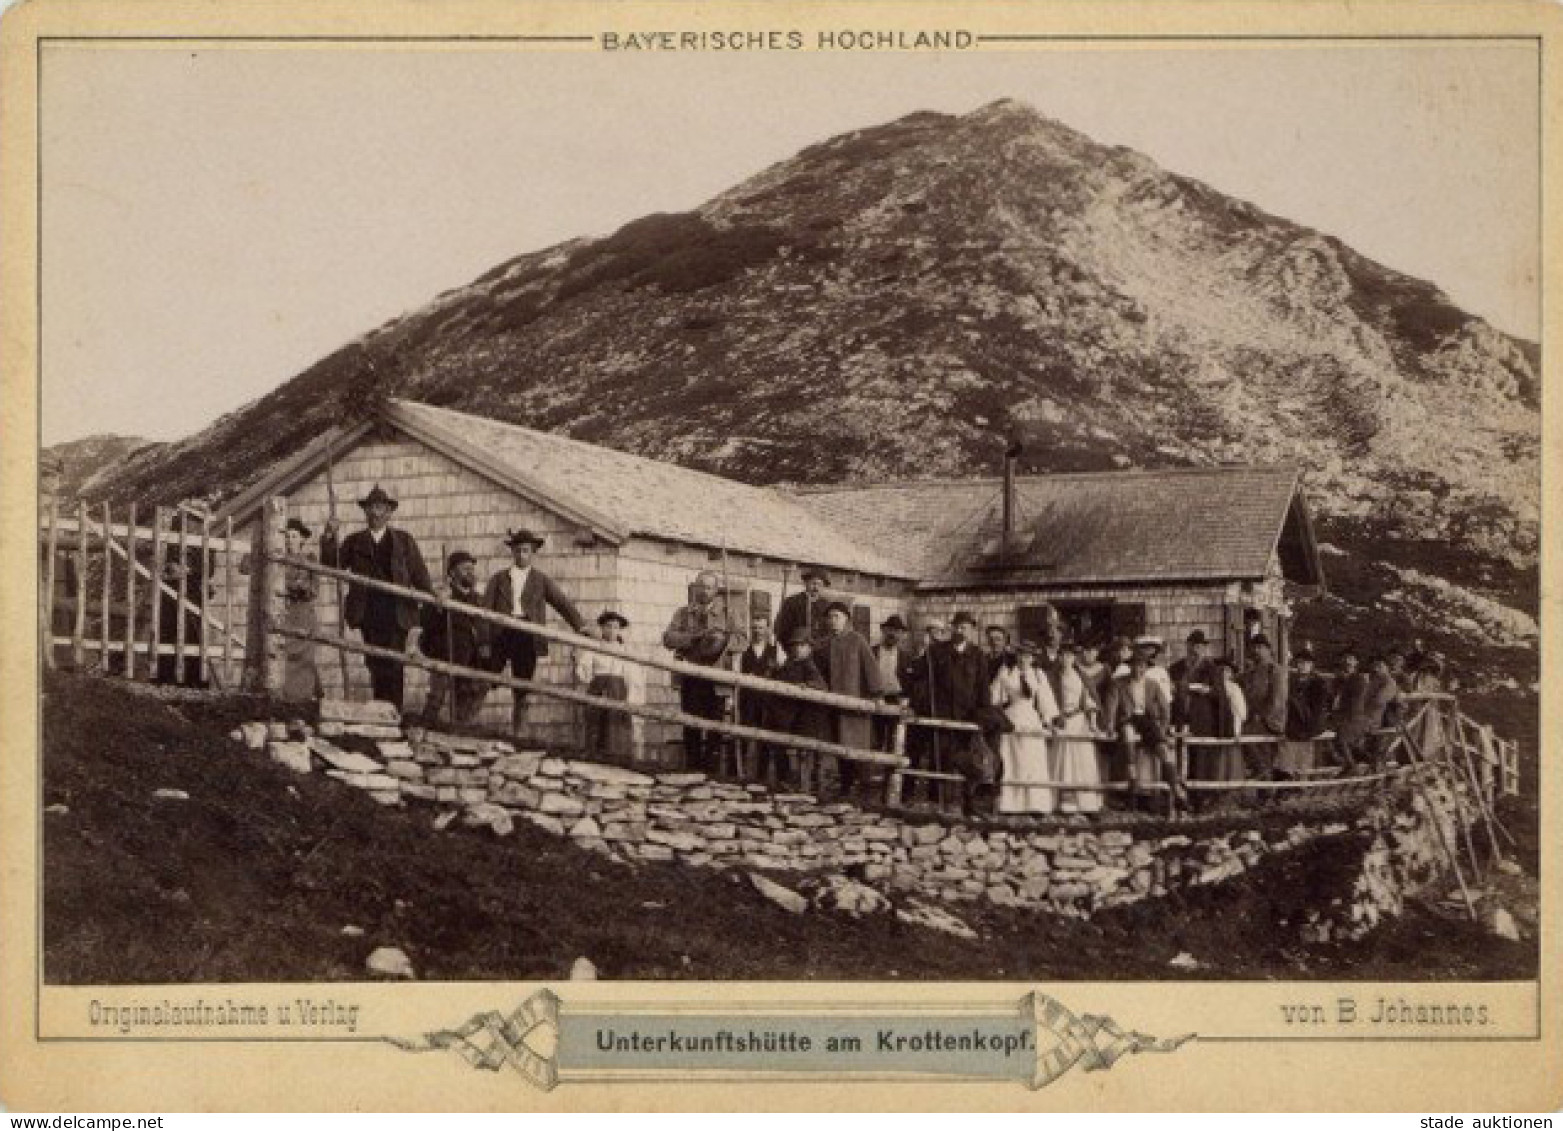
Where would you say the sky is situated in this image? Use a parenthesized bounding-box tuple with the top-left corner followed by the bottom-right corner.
(39, 41, 1540, 445)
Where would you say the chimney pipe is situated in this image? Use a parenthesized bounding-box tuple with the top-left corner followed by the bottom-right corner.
(1001, 438, 1023, 558)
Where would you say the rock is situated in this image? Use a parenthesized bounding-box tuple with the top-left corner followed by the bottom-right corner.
(808, 874, 890, 917)
(523, 813, 567, 836)
(465, 803, 515, 836)
(343, 724, 406, 740)
(895, 899, 977, 940)
(267, 742, 313, 774)
(567, 762, 656, 787)
(267, 721, 290, 741)
(320, 698, 401, 726)
(570, 956, 598, 981)
(571, 817, 603, 840)
(341, 925, 364, 937)
(369, 791, 401, 807)
(376, 740, 417, 762)
(238, 721, 270, 750)
(384, 760, 424, 781)
(500, 749, 550, 777)
(1168, 952, 1201, 970)
(366, 947, 415, 979)
(646, 828, 704, 853)
(1488, 907, 1521, 941)
(152, 788, 190, 801)
(44, 803, 70, 816)
(286, 719, 311, 740)
(433, 811, 458, 831)
(634, 843, 675, 862)
(1496, 859, 1522, 876)
(538, 792, 586, 817)
(656, 772, 707, 787)
(749, 873, 808, 914)
(317, 721, 345, 738)
(402, 784, 438, 802)
(308, 738, 381, 774)
(492, 781, 542, 809)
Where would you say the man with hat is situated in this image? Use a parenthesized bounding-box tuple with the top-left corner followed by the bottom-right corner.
(931, 611, 990, 813)
(418, 550, 490, 727)
(1285, 645, 1332, 741)
(817, 600, 884, 800)
(774, 566, 832, 653)
(1239, 632, 1288, 778)
(482, 527, 588, 735)
(1135, 635, 1174, 704)
(871, 614, 909, 752)
(662, 569, 747, 772)
(1168, 629, 1220, 739)
(322, 484, 433, 709)
(574, 610, 644, 764)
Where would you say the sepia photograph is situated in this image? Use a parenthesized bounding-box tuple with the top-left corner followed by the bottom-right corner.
(1, 0, 1556, 1112)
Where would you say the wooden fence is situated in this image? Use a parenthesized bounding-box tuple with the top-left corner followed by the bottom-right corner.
(38, 498, 249, 688)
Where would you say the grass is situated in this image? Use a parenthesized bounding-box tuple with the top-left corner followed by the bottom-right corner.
(41, 672, 1536, 984)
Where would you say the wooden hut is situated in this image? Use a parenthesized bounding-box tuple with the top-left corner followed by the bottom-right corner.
(794, 463, 1326, 665)
(213, 400, 917, 759)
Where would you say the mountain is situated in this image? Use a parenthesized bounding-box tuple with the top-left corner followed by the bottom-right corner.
(98, 99, 1539, 580)
(43, 434, 160, 502)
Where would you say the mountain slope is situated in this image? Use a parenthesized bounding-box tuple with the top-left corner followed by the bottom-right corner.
(98, 99, 1539, 572)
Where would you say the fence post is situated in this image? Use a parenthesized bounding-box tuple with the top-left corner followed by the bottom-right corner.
(72, 500, 87, 669)
(223, 516, 236, 689)
(174, 508, 189, 684)
(42, 493, 58, 669)
(250, 496, 290, 695)
(124, 503, 138, 678)
(200, 510, 213, 686)
(100, 502, 112, 671)
(884, 715, 907, 808)
(149, 506, 167, 678)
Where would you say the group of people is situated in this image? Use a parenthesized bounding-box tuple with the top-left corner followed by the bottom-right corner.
(294, 486, 1443, 812)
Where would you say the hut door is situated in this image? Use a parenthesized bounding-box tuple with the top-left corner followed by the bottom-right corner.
(1224, 604, 1246, 666)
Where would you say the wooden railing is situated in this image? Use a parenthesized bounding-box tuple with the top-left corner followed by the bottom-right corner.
(39, 498, 248, 688)
(243, 498, 1518, 822)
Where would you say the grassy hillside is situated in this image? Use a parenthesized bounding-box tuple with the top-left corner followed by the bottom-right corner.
(41, 673, 1535, 984)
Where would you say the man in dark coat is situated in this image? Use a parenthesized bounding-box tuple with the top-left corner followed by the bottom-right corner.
(1167, 629, 1220, 737)
(1239, 633, 1288, 779)
(773, 566, 832, 653)
(481, 527, 588, 735)
(932, 611, 990, 814)
(817, 601, 883, 799)
(983, 625, 1012, 686)
(321, 484, 433, 710)
(738, 611, 783, 781)
(1285, 647, 1333, 740)
(418, 550, 490, 727)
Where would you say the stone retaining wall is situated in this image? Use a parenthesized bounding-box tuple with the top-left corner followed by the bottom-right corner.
(239, 700, 1475, 927)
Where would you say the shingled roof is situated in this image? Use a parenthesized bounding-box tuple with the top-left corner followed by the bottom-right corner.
(792, 465, 1323, 588)
(353, 401, 911, 578)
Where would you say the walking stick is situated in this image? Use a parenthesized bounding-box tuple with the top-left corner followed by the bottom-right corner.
(719, 537, 740, 777)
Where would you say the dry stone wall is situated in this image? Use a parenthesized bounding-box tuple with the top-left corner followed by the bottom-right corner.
(240, 701, 1472, 929)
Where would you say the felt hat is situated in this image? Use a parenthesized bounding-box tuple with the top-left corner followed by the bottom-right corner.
(800, 566, 831, 585)
(951, 611, 977, 628)
(284, 518, 313, 539)
(504, 528, 546, 549)
(880, 614, 908, 632)
(357, 484, 398, 512)
(786, 627, 813, 647)
(446, 550, 476, 573)
(825, 600, 852, 618)
(1186, 629, 1209, 645)
(597, 610, 630, 629)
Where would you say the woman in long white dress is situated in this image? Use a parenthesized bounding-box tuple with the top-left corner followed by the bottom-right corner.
(1052, 644, 1105, 814)
(991, 644, 1060, 814)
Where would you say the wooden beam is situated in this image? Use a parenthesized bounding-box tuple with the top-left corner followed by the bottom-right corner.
(223, 516, 235, 689)
(42, 494, 58, 670)
(149, 507, 166, 677)
(274, 624, 906, 768)
(99, 502, 112, 672)
(200, 511, 212, 686)
(72, 500, 87, 668)
(124, 503, 137, 678)
(174, 509, 189, 684)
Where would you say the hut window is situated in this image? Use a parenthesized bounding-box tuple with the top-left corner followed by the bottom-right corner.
(1109, 602, 1148, 642)
(749, 589, 773, 622)
(1032, 601, 1116, 647)
(851, 604, 872, 638)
